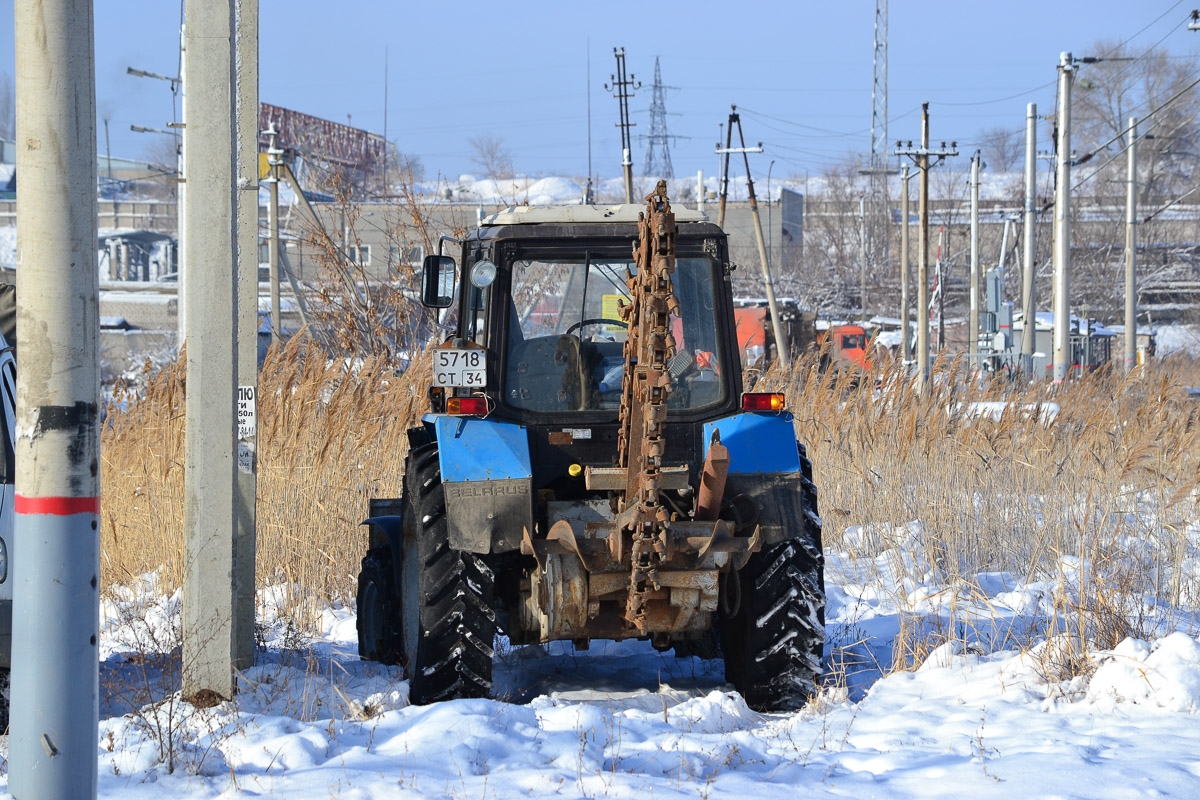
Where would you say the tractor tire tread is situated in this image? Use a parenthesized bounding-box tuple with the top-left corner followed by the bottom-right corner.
(721, 440, 825, 712)
(408, 442, 496, 705)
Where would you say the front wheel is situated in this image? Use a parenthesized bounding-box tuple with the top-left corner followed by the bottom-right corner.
(404, 441, 497, 704)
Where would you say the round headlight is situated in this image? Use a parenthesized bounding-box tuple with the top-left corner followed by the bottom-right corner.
(470, 260, 497, 288)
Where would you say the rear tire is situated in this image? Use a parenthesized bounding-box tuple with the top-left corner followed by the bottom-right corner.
(0, 668, 8, 733)
(406, 441, 497, 705)
(356, 548, 401, 665)
(721, 442, 825, 711)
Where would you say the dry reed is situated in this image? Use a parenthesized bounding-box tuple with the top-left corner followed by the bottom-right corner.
(102, 341, 1200, 660)
(102, 336, 432, 626)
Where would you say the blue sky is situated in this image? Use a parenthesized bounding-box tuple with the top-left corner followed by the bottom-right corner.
(3, 1, 1200, 181)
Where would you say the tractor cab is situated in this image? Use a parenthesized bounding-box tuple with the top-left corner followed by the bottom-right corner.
(421, 203, 742, 490)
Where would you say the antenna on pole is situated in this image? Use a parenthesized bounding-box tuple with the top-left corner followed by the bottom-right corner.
(858, 0, 895, 308)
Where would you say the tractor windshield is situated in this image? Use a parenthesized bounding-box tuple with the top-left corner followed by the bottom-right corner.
(505, 256, 724, 413)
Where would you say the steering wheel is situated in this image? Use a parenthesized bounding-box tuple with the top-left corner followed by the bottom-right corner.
(565, 317, 626, 335)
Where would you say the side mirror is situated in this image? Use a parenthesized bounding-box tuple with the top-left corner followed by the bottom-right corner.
(421, 255, 456, 308)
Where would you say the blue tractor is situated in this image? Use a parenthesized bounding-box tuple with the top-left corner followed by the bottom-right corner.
(356, 185, 824, 711)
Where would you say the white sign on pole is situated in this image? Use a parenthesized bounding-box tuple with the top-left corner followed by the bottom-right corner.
(237, 385, 256, 440)
(237, 442, 254, 474)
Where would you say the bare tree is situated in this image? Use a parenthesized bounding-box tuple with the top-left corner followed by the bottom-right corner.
(1071, 40, 1199, 201)
(467, 133, 514, 180)
(142, 134, 180, 173)
(1066, 40, 1200, 319)
(978, 125, 1021, 172)
(138, 134, 181, 200)
(785, 157, 865, 314)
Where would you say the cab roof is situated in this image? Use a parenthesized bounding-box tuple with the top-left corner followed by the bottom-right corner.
(479, 203, 710, 227)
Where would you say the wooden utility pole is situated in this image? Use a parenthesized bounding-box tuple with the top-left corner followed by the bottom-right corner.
(605, 48, 638, 204)
(895, 103, 957, 393)
(716, 107, 789, 363)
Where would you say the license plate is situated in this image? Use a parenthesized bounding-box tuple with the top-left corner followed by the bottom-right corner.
(433, 348, 487, 387)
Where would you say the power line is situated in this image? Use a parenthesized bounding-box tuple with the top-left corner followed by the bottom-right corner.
(938, 3, 1187, 109)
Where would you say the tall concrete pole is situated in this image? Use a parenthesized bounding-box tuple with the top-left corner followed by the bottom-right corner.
(1124, 116, 1137, 375)
(266, 125, 282, 345)
(233, 0, 259, 671)
(1020, 102, 1038, 377)
(177, 24, 188, 350)
(900, 165, 911, 365)
(1052, 52, 1074, 384)
(10, 1, 100, 797)
(183, 0, 254, 700)
(859, 196, 868, 321)
(969, 152, 981, 357)
(622, 147, 633, 204)
(917, 104, 931, 392)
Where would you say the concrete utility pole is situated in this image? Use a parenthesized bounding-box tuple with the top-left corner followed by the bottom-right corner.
(1052, 52, 1075, 384)
(265, 124, 282, 345)
(895, 103, 957, 393)
(859, 196, 868, 321)
(1124, 116, 1137, 374)
(969, 152, 981, 357)
(900, 164, 911, 365)
(1020, 102, 1038, 377)
(182, 0, 258, 701)
(917, 113, 931, 390)
(233, 0, 259, 671)
(178, 26, 188, 350)
(10, 1, 100, 797)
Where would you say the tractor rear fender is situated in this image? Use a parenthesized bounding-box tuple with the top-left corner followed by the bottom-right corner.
(360, 514, 405, 585)
(424, 414, 534, 554)
(702, 412, 816, 547)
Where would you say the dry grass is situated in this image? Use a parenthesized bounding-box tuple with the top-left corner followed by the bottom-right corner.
(755, 352, 1200, 662)
(102, 336, 432, 625)
(102, 341, 1200, 661)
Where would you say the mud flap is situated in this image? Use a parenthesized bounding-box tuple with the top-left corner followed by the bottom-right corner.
(428, 415, 534, 554)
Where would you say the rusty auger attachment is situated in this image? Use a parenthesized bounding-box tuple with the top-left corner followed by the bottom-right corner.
(522, 183, 761, 646)
(617, 181, 682, 634)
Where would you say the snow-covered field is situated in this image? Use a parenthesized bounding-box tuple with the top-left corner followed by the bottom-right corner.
(6, 519, 1200, 799)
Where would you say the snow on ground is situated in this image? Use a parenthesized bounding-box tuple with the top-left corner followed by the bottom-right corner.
(5, 523, 1200, 797)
